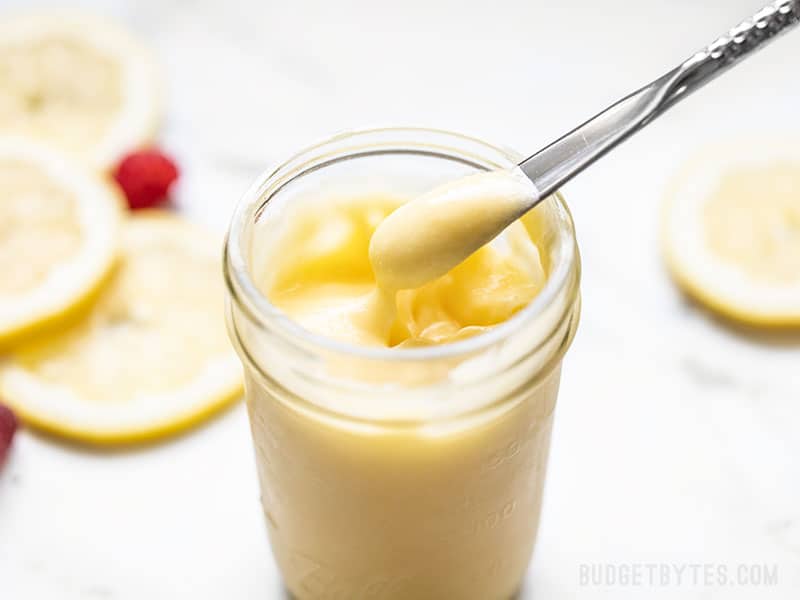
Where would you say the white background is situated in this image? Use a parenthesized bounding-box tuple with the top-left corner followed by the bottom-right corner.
(1, 0, 799, 598)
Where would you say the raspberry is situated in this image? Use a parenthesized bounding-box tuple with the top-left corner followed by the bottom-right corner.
(113, 149, 180, 210)
(0, 403, 17, 467)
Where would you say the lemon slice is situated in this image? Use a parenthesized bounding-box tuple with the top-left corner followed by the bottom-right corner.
(0, 137, 122, 347)
(0, 12, 161, 169)
(0, 212, 242, 445)
(662, 139, 800, 326)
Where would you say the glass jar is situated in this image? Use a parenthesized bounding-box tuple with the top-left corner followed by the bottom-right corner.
(224, 127, 580, 600)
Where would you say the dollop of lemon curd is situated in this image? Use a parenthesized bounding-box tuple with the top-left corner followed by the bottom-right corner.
(264, 172, 547, 348)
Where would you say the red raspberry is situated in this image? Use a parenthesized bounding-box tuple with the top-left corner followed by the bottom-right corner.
(0, 403, 17, 467)
(113, 149, 180, 210)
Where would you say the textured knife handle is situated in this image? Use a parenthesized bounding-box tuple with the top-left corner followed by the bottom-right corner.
(705, 0, 799, 63)
(666, 0, 800, 107)
(520, 0, 800, 199)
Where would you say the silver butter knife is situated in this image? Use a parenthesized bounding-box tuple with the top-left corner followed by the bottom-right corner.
(519, 0, 800, 200)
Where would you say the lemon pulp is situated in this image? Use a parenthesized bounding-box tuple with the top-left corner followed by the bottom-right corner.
(13, 217, 230, 403)
(0, 36, 122, 156)
(0, 138, 121, 347)
(663, 143, 800, 327)
(0, 13, 161, 168)
(0, 158, 82, 295)
(704, 163, 800, 284)
(0, 213, 243, 444)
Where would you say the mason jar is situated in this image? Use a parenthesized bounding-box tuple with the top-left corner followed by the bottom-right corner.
(224, 127, 580, 600)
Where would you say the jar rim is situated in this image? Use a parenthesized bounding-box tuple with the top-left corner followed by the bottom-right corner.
(224, 126, 579, 362)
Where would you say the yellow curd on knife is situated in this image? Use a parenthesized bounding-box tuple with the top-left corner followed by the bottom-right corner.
(266, 169, 543, 349)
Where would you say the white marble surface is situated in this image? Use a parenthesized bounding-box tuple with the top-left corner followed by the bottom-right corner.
(2, 0, 799, 598)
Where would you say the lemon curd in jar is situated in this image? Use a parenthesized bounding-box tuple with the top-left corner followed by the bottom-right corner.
(267, 193, 545, 349)
(224, 129, 580, 600)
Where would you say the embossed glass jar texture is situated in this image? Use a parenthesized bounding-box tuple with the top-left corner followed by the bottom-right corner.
(224, 128, 581, 600)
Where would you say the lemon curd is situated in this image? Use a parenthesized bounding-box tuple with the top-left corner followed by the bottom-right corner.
(225, 129, 580, 600)
(264, 179, 545, 349)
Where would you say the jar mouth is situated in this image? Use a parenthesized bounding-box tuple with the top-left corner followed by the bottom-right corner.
(224, 126, 579, 362)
